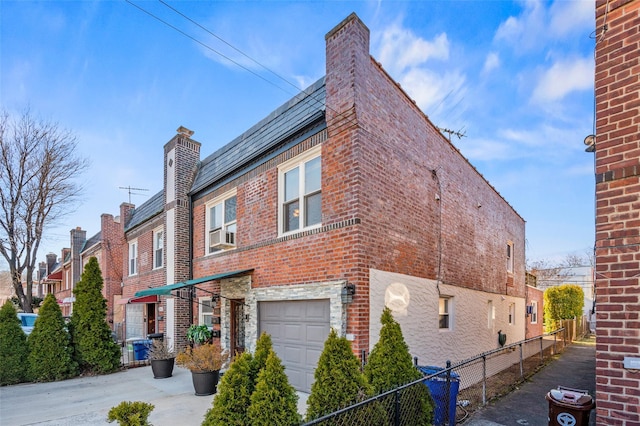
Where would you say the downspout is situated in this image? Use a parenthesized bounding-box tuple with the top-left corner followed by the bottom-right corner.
(188, 196, 194, 325)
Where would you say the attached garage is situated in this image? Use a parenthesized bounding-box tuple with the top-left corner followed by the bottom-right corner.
(259, 299, 330, 392)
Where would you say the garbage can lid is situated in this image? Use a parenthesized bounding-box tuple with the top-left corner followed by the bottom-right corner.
(549, 388, 593, 406)
(417, 365, 460, 380)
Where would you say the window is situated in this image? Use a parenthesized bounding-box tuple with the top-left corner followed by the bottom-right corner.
(199, 298, 213, 327)
(206, 191, 237, 253)
(129, 241, 137, 276)
(531, 301, 538, 324)
(439, 297, 452, 330)
(279, 147, 321, 234)
(506, 242, 514, 273)
(488, 300, 495, 329)
(153, 229, 164, 269)
(509, 303, 516, 325)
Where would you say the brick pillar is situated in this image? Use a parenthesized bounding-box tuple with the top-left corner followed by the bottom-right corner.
(164, 126, 201, 350)
(594, 0, 640, 423)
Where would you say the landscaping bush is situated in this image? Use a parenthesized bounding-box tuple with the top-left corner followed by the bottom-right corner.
(71, 256, 121, 374)
(27, 294, 77, 381)
(544, 284, 584, 331)
(247, 350, 301, 426)
(306, 328, 372, 421)
(0, 300, 30, 385)
(107, 401, 154, 426)
(249, 331, 272, 392)
(202, 351, 254, 426)
(364, 307, 433, 425)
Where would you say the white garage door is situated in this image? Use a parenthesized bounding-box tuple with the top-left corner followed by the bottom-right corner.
(259, 299, 330, 392)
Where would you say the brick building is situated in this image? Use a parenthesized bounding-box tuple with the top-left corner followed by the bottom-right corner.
(594, 0, 640, 423)
(130, 14, 526, 392)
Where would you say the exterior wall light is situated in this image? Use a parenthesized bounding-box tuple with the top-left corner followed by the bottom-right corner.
(341, 283, 356, 304)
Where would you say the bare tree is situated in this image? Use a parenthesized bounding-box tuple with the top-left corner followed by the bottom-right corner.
(0, 109, 88, 312)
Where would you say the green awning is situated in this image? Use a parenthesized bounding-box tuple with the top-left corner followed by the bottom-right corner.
(134, 269, 253, 297)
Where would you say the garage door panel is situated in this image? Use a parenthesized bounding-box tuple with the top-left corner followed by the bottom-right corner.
(259, 300, 330, 392)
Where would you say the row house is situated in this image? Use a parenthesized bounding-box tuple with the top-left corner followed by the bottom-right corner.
(126, 13, 527, 393)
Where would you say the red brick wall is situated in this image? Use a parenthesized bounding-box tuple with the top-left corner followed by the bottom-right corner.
(525, 286, 544, 339)
(594, 0, 640, 423)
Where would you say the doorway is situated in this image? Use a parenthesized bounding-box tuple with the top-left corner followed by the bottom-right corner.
(230, 299, 245, 355)
(146, 303, 156, 335)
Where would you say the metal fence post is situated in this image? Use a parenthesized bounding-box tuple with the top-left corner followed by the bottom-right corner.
(540, 335, 544, 362)
(554, 331, 557, 354)
(519, 343, 524, 380)
(445, 360, 451, 425)
(482, 355, 487, 406)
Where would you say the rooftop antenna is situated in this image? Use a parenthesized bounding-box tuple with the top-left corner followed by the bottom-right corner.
(438, 127, 467, 142)
(119, 186, 149, 204)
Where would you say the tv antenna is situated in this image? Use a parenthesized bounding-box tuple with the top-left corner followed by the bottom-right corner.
(438, 127, 467, 142)
(119, 186, 149, 204)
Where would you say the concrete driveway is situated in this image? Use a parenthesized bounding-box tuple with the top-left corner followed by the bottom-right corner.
(0, 365, 309, 426)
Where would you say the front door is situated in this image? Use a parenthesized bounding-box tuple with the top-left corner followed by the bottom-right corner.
(230, 299, 245, 356)
(146, 303, 156, 335)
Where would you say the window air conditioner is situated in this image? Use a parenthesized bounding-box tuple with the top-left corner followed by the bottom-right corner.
(209, 229, 236, 249)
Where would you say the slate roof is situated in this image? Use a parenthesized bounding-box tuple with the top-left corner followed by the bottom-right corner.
(190, 77, 326, 196)
(125, 190, 164, 231)
(82, 231, 102, 252)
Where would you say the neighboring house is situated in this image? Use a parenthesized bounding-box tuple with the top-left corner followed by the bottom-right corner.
(594, 0, 640, 423)
(525, 277, 544, 339)
(80, 212, 126, 334)
(130, 14, 526, 393)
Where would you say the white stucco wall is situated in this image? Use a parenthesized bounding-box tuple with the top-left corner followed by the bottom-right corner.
(369, 269, 526, 366)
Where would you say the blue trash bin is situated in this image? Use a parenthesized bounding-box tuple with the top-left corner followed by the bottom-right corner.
(133, 339, 152, 361)
(418, 365, 460, 426)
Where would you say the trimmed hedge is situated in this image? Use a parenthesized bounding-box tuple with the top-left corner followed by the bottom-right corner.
(28, 294, 77, 381)
(0, 300, 30, 384)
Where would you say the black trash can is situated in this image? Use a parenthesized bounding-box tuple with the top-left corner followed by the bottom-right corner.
(546, 386, 594, 426)
(418, 365, 460, 426)
(148, 333, 164, 341)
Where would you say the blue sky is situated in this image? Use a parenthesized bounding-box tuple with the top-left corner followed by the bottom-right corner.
(1, 0, 596, 266)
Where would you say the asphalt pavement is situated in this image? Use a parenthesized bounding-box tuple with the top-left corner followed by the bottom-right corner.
(465, 335, 596, 426)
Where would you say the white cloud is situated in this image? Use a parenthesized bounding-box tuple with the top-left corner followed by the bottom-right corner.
(399, 68, 466, 114)
(549, 0, 595, 38)
(378, 24, 449, 75)
(494, 0, 545, 50)
(482, 52, 500, 74)
(532, 57, 593, 103)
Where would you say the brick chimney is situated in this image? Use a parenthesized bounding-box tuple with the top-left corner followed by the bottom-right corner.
(70, 227, 86, 287)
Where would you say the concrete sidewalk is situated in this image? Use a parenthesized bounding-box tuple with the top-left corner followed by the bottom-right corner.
(465, 336, 596, 426)
(0, 365, 309, 426)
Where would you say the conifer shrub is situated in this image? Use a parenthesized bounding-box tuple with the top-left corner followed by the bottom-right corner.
(202, 351, 254, 426)
(249, 331, 272, 392)
(305, 329, 373, 421)
(0, 300, 31, 384)
(71, 257, 121, 374)
(107, 401, 154, 426)
(364, 307, 434, 425)
(247, 350, 301, 426)
(27, 294, 78, 381)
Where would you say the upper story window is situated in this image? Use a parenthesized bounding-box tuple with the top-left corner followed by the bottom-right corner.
(129, 241, 137, 276)
(439, 297, 452, 330)
(279, 146, 322, 235)
(199, 298, 213, 327)
(509, 303, 516, 325)
(531, 300, 538, 324)
(206, 190, 237, 254)
(506, 241, 514, 273)
(153, 229, 164, 269)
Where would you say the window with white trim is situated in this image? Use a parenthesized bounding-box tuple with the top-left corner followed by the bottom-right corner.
(506, 242, 514, 273)
(488, 300, 495, 329)
(199, 297, 213, 327)
(153, 229, 164, 269)
(128, 241, 137, 276)
(531, 300, 538, 324)
(206, 190, 237, 254)
(439, 297, 452, 330)
(279, 146, 322, 235)
(509, 303, 516, 325)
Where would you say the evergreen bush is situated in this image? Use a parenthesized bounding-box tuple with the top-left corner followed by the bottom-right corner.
(364, 307, 433, 425)
(107, 401, 154, 426)
(544, 284, 585, 331)
(306, 328, 372, 421)
(247, 350, 301, 426)
(249, 331, 272, 392)
(0, 300, 31, 384)
(71, 257, 121, 374)
(202, 351, 253, 426)
(27, 294, 77, 381)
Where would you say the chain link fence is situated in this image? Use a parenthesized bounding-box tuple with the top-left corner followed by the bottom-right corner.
(303, 328, 571, 425)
